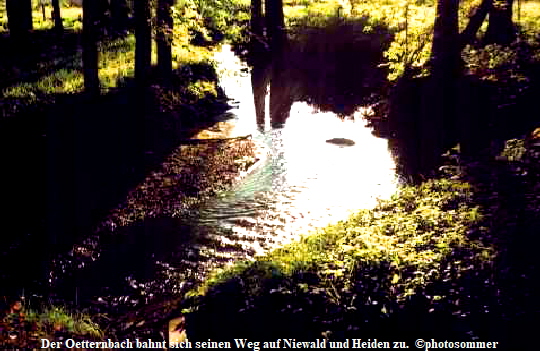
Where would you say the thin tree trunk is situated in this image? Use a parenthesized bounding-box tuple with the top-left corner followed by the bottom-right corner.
(52, 0, 64, 34)
(110, 0, 130, 36)
(459, 0, 492, 51)
(157, 0, 173, 86)
(135, 0, 152, 91)
(485, 0, 516, 45)
(251, 0, 263, 37)
(83, 0, 100, 97)
(134, 0, 152, 157)
(41, 2, 47, 21)
(250, 0, 267, 55)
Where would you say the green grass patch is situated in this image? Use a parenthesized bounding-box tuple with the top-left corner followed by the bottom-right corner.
(183, 178, 498, 339)
(1, 303, 103, 347)
(190, 178, 494, 301)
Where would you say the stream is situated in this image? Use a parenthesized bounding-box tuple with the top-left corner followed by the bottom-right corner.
(48, 43, 399, 316)
(196, 45, 398, 257)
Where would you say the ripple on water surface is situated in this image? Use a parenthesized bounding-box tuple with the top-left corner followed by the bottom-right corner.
(49, 45, 398, 311)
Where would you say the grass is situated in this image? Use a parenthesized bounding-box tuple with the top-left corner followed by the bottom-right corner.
(0, 3, 83, 32)
(1, 303, 103, 348)
(24, 305, 103, 339)
(0, 3, 224, 120)
(183, 177, 499, 341)
(281, 0, 540, 81)
(192, 178, 494, 297)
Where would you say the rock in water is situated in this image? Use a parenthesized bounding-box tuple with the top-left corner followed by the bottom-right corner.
(326, 138, 355, 146)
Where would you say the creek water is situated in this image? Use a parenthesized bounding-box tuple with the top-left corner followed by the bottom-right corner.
(48, 44, 399, 311)
(197, 45, 398, 257)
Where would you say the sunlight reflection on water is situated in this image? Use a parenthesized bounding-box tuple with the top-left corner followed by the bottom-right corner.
(199, 45, 399, 255)
(50, 44, 399, 302)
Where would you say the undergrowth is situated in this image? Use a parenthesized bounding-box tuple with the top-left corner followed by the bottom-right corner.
(184, 177, 498, 340)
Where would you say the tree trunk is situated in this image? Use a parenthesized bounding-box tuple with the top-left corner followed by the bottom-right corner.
(41, 2, 47, 21)
(98, 0, 111, 36)
(459, 0, 492, 51)
(249, 0, 267, 55)
(83, 0, 100, 97)
(485, 0, 516, 45)
(135, 0, 152, 91)
(422, 0, 460, 172)
(6, 0, 32, 42)
(134, 0, 152, 156)
(157, 0, 173, 86)
(251, 0, 263, 37)
(110, 0, 130, 36)
(265, 0, 286, 48)
(52, 0, 64, 34)
(431, 0, 460, 76)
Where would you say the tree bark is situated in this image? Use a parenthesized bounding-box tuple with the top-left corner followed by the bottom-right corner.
(6, 0, 32, 41)
(422, 0, 460, 172)
(157, 0, 173, 86)
(265, 0, 286, 48)
(251, 0, 263, 37)
(135, 0, 152, 91)
(52, 0, 64, 34)
(83, 0, 100, 97)
(134, 0, 152, 156)
(110, 0, 130, 36)
(96, 0, 111, 36)
(459, 0, 492, 51)
(484, 0, 516, 45)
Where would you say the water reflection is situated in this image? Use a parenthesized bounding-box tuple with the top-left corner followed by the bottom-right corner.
(52, 33, 397, 307)
(247, 18, 391, 123)
(200, 45, 398, 256)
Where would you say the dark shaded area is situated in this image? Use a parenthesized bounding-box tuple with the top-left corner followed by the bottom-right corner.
(462, 158, 540, 350)
(248, 18, 392, 129)
(369, 72, 539, 182)
(0, 30, 83, 93)
(184, 255, 496, 343)
(0, 64, 231, 300)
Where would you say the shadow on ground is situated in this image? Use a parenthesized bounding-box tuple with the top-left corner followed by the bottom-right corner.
(0, 64, 231, 298)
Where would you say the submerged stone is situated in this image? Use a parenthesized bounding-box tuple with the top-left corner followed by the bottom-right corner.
(326, 138, 356, 146)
